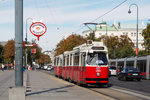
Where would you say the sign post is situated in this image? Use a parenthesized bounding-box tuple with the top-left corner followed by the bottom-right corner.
(30, 22, 47, 41)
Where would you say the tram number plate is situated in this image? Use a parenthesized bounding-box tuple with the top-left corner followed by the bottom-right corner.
(96, 70, 101, 72)
(133, 74, 138, 75)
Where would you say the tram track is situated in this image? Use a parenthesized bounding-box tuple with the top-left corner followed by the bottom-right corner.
(88, 86, 149, 100)
(88, 88, 119, 100)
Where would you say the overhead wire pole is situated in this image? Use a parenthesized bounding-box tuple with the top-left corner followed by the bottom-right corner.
(15, 0, 23, 86)
(25, 17, 33, 70)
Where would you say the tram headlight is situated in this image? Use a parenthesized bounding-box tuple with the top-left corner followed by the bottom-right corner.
(96, 72, 100, 77)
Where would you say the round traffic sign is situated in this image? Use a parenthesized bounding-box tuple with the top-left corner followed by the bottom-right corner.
(30, 22, 47, 41)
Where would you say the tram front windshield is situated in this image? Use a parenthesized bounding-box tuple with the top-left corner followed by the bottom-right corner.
(87, 52, 107, 65)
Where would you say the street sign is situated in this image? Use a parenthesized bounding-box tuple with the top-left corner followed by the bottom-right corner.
(31, 49, 36, 54)
(30, 22, 47, 41)
(23, 44, 37, 47)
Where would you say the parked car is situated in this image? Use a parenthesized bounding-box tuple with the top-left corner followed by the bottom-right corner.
(47, 66, 52, 71)
(109, 65, 117, 76)
(117, 67, 142, 81)
(44, 65, 48, 70)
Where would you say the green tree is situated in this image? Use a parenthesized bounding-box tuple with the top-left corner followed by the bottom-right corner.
(0, 44, 3, 63)
(98, 35, 134, 58)
(119, 44, 135, 58)
(142, 24, 150, 52)
(26, 44, 42, 66)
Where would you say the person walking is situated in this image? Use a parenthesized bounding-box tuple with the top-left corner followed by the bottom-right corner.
(2, 64, 4, 72)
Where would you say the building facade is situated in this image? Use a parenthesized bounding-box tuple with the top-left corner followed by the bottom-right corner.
(43, 49, 55, 66)
(82, 22, 146, 50)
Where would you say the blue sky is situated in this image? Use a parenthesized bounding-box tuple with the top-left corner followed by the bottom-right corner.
(0, 0, 150, 51)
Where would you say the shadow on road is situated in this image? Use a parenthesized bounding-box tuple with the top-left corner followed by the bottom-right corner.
(86, 83, 113, 88)
(26, 85, 74, 96)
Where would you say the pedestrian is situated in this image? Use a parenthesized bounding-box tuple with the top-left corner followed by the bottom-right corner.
(2, 64, 4, 72)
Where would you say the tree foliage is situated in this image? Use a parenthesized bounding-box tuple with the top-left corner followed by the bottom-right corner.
(98, 35, 135, 58)
(0, 44, 3, 63)
(142, 24, 150, 52)
(55, 34, 86, 56)
(26, 45, 42, 65)
(3, 40, 15, 63)
(37, 54, 51, 65)
(2, 39, 50, 65)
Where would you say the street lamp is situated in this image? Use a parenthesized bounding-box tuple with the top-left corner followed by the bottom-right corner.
(25, 17, 33, 70)
(99, 22, 107, 47)
(128, 3, 139, 55)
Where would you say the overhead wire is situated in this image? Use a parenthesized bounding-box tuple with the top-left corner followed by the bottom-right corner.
(74, 0, 128, 33)
(44, 0, 57, 25)
(91, 0, 128, 22)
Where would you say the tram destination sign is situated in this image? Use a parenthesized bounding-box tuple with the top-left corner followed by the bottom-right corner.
(92, 47, 104, 50)
(30, 22, 47, 41)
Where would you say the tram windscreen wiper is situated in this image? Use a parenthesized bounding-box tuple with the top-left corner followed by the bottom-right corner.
(87, 54, 96, 65)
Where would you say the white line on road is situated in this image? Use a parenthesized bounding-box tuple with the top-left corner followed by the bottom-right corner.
(110, 87, 150, 100)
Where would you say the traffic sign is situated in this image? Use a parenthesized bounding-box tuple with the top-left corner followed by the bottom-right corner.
(30, 22, 47, 41)
(23, 44, 37, 47)
(31, 49, 36, 54)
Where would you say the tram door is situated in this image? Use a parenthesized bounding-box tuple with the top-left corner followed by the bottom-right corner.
(81, 53, 86, 81)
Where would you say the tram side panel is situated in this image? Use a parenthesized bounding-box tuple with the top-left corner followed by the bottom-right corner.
(54, 66, 57, 76)
(66, 66, 70, 79)
(62, 66, 65, 79)
(73, 66, 79, 82)
(70, 66, 74, 81)
(58, 66, 62, 77)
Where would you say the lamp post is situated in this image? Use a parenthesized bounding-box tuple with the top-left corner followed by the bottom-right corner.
(25, 17, 33, 70)
(128, 3, 139, 55)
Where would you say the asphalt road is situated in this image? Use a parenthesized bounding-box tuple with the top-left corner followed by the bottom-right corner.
(0, 69, 149, 100)
(39, 69, 150, 96)
(109, 76, 150, 95)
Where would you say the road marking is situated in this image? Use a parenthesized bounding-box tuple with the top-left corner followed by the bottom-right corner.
(110, 87, 150, 100)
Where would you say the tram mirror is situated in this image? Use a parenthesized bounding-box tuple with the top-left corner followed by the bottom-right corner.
(83, 53, 86, 57)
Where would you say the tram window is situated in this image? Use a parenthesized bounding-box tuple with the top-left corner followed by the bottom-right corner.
(70, 55, 72, 66)
(57, 58, 59, 66)
(60, 59, 62, 66)
(87, 53, 107, 65)
(81, 53, 86, 66)
(67, 55, 69, 66)
(65, 56, 67, 66)
(63, 57, 65, 66)
(54, 58, 56, 66)
(74, 53, 79, 66)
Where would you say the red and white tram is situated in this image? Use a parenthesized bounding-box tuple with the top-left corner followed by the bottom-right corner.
(54, 41, 109, 86)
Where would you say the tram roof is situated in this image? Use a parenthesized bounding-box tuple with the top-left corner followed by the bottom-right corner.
(73, 41, 107, 52)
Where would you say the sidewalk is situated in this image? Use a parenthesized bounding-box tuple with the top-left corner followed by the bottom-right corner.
(0, 70, 14, 100)
(25, 71, 110, 100)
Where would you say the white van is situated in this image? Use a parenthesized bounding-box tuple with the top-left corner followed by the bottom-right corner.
(109, 65, 117, 76)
